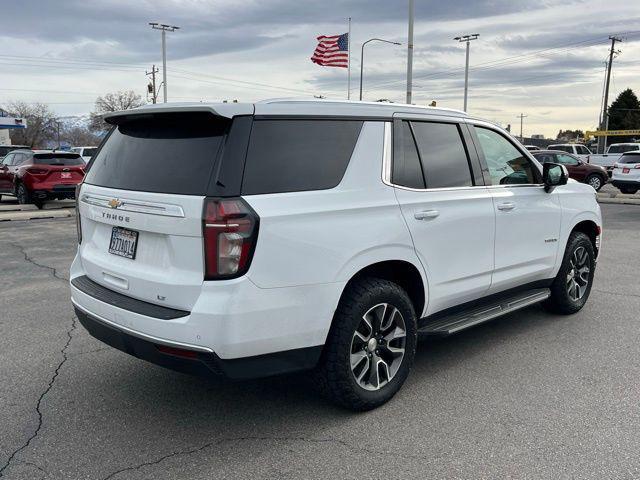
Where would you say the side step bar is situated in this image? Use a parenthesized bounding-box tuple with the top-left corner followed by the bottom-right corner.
(419, 288, 551, 336)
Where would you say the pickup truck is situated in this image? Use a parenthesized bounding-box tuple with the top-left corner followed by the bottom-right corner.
(588, 143, 640, 175)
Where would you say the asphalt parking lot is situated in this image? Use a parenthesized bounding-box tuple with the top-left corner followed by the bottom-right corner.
(1, 204, 639, 479)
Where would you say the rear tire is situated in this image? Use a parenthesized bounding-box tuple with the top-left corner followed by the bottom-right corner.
(314, 277, 417, 411)
(544, 232, 595, 315)
(33, 200, 44, 210)
(586, 174, 604, 191)
(619, 187, 639, 195)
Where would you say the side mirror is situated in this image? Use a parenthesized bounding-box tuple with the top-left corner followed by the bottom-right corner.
(543, 163, 568, 192)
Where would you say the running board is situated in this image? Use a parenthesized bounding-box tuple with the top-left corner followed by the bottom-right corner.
(419, 288, 551, 336)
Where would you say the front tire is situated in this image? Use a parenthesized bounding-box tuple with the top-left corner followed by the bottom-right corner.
(544, 232, 595, 315)
(314, 278, 417, 411)
(16, 183, 32, 205)
(586, 174, 604, 191)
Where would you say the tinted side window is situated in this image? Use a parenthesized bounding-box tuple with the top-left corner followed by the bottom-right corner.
(12, 154, 26, 165)
(242, 120, 363, 195)
(475, 127, 537, 185)
(411, 121, 472, 188)
(392, 121, 425, 189)
(2, 154, 13, 165)
(556, 154, 579, 166)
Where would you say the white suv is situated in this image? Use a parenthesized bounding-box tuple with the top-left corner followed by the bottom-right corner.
(71, 99, 602, 410)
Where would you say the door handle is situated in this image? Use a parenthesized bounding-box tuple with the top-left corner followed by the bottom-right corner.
(414, 210, 440, 220)
(497, 202, 516, 211)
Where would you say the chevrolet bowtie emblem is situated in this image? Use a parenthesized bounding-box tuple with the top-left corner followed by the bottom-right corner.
(108, 198, 122, 209)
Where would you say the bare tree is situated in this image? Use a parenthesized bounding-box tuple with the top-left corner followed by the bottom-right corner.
(89, 90, 145, 132)
(4, 101, 57, 148)
(61, 125, 102, 147)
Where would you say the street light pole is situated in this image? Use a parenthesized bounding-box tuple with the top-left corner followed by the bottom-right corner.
(454, 34, 479, 112)
(149, 22, 180, 103)
(359, 38, 402, 101)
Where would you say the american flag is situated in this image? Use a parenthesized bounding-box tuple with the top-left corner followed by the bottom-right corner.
(311, 33, 349, 68)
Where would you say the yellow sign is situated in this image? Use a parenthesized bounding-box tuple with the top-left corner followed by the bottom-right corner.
(584, 129, 640, 139)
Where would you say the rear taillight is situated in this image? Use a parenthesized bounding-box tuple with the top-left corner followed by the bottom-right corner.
(635, 164, 640, 169)
(202, 197, 259, 280)
(75, 184, 82, 244)
(26, 168, 47, 175)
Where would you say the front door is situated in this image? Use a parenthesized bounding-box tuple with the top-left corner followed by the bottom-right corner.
(0, 154, 14, 192)
(470, 125, 562, 293)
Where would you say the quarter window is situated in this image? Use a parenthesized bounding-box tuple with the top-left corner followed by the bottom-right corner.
(475, 127, 538, 185)
(242, 120, 363, 195)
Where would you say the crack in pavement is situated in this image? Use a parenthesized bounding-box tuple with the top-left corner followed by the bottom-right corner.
(9, 242, 69, 282)
(100, 435, 427, 479)
(0, 243, 76, 478)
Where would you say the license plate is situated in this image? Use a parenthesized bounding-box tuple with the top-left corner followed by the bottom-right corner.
(623, 168, 630, 174)
(109, 227, 139, 260)
(61, 172, 71, 178)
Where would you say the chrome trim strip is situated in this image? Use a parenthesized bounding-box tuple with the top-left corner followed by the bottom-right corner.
(382, 122, 392, 184)
(71, 297, 213, 353)
(81, 193, 185, 218)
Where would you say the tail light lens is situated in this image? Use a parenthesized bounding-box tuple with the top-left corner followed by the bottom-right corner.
(75, 184, 82, 244)
(202, 198, 259, 280)
(26, 168, 47, 175)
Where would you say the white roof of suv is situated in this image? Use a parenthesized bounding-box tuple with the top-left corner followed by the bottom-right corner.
(104, 98, 468, 123)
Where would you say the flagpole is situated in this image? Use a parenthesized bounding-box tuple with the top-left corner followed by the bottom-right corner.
(347, 17, 352, 100)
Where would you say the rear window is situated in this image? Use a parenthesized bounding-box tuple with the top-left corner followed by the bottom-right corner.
(549, 145, 572, 153)
(83, 148, 98, 157)
(34, 154, 83, 165)
(241, 120, 363, 195)
(608, 145, 640, 154)
(619, 153, 640, 164)
(84, 112, 228, 195)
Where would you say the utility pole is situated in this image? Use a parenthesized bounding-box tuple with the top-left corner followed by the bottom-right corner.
(405, 0, 414, 104)
(454, 34, 479, 112)
(517, 113, 527, 142)
(149, 23, 180, 103)
(146, 65, 159, 104)
(598, 35, 622, 153)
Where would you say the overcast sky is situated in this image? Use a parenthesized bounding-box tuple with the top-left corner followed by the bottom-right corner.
(2, 0, 639, 137)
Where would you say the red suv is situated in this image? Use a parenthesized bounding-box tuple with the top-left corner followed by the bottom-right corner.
(0, 150, 85, 208)
(533, 150, 608, 191)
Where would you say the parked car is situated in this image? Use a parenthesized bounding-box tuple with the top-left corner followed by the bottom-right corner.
(548, 143, 592, 160)
(0, 150, 85, 208)
(70, 146, 98, 163)
(524, 145, 541, 151)
(70, 100, 602, 410)
(611, 151, 640, 194)
(0, 144, 30, 161)
(532, 150, 608, 191)
(588, 143, 640, 175)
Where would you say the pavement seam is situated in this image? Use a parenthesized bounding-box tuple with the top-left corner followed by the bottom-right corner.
(9, 242, 69, 282)
(593, 289, 640, 299)
(0, 243, 75, 478)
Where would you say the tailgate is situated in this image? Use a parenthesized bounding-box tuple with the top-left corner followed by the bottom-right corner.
(44, 165, 84, 183)
(78, 184, 205, 311)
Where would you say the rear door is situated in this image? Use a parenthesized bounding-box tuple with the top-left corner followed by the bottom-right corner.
(469, 124, 562, 293)
(391, 117, 495, 314)
(78, 111, 234, 311)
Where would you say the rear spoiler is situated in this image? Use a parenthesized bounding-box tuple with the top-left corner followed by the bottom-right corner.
(104, 103, 255, 125)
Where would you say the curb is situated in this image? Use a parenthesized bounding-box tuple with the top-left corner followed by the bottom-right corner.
(0, 209, 75, 222)
(597, 197, 640, 205)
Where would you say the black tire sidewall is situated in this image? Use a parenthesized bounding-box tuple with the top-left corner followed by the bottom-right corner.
(548, 232, 595, 314)
(17, 184, 28, 204)
(320, 278, 418, 410)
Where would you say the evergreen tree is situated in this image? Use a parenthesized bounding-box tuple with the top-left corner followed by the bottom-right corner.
(608, 89, 640, 142)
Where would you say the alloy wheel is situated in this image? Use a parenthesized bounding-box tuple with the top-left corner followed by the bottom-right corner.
(588, 176, 602, 190)
(350, 303, 406, 391)
(566, 246, 590, 301)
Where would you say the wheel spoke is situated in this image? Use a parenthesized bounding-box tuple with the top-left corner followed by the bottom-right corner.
(350, 350, 367, 370)
(355, 356, 370, 384)
(368, 355, 381, 388)
(578, 266, 590, 283)
(380, 306, 397, 333)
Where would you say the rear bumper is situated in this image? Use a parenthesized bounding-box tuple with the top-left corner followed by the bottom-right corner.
(611, 179, 640, 188)
(31, 184, 77, 200)
(74, 305, 322, 380)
